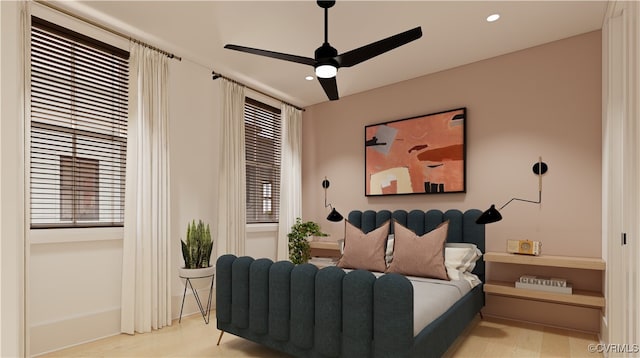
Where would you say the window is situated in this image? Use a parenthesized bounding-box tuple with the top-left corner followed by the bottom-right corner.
(30, 17, 129, 228)
(245, 98, 281, 223)
(60, 156, 99, 221)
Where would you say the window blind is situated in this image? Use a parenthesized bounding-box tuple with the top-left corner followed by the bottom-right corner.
(245, 98, 282, 224)
(30, 16, 129, 228)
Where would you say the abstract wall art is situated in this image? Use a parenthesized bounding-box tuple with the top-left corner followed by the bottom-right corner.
(365, 108, 466, 196)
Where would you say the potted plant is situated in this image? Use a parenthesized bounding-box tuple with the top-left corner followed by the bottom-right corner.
(179, 220, 214, 278)
(288, 217, 327, 264)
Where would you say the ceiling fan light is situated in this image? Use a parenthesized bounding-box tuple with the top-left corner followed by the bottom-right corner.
(315, 64, 337, 78)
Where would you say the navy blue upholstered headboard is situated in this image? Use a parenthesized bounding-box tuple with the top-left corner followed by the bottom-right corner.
(347, 209, 486, 282)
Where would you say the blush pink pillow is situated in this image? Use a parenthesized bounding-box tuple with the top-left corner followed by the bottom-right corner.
(337, 220, 389, 273)
(386, 220, 450, 280)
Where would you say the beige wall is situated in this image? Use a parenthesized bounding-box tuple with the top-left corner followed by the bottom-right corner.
(302, 31, 602, 331)
(168, 58, 221, 320)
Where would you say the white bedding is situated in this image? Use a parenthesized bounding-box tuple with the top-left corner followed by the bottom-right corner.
(366, 271, 476, 335)
(407, 276, 473, 335)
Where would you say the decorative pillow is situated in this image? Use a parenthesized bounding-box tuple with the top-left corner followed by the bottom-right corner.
(337, 220, 390, 273)
(386, 220, 449, 280)
(444, 243, 482, 285)
(342, 234, 393, 266)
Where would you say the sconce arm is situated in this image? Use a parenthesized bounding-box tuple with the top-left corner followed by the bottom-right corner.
(499, 190, 542, 210)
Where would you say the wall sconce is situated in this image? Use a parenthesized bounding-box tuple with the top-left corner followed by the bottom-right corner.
(322, 177, 343, 222)
(476, 157, 548, 224)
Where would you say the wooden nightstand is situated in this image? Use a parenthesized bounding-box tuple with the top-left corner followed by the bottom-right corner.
(308, 240, 341, 268)
(483, 252, 605, 308)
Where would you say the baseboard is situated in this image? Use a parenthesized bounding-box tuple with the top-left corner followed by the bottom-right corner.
(29, 287, 217, 356)
(31, 307, 121, 356)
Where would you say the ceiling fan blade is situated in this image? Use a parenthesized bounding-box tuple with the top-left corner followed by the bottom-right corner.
(338, 27, 422, 68)
(225, 44, 316, 66)
(318, 76, 339, 101)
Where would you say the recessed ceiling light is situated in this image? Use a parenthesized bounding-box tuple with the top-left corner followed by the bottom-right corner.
(305, 75, 314, 81)
(486, 13, 500, 22)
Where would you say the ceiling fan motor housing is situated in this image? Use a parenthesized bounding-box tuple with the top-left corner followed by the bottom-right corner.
(315, 43, 339, 67)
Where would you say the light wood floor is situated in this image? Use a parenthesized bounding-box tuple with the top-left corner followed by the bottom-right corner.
(40, 312, 602, 358)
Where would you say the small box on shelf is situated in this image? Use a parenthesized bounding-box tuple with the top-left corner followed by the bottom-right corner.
(507, 239, 542, 255)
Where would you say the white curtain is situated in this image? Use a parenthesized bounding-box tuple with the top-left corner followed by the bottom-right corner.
(216, 79, 246, 256)
(121, 43, 171, 334)
(277, 104, 303, 261)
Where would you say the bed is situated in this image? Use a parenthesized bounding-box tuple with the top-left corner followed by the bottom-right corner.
(216, 209, 485, 357)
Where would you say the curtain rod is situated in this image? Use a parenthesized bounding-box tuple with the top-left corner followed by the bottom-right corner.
(33, 0, 181, 61)
(212, 71, 305, 112)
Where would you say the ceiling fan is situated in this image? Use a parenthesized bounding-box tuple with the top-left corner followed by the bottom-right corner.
(224, 0, 423, 101)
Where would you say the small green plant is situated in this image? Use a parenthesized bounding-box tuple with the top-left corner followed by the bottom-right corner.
(181, 220, 213, 269)
(288, 218, 327, 264)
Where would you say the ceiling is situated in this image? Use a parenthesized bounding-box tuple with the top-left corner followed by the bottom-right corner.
(62, 1, 607, 107)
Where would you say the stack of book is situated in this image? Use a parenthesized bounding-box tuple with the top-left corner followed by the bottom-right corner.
(515, 275, 572, 294)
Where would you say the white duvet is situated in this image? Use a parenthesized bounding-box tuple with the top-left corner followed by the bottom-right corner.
(406, 276, 474, 335)
(366, 272, 477, 335)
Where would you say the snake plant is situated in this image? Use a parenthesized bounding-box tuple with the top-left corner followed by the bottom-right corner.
(181, 220, 213, 269)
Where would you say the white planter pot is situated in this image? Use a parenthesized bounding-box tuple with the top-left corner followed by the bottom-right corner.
(179, 266, 215, 278)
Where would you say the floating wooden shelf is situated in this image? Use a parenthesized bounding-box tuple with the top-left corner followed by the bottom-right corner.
(484, 252, 605, 270)
(483, 252, 606, 309)
(309, 241, 340, 250)
(484, 281, 605, 308)
(309, 240, 341, 261)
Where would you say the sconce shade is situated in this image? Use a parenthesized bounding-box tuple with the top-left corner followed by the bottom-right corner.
(476, 204, 503, 224)
(327, 208, 344, 222)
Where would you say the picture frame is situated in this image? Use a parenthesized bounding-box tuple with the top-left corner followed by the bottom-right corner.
(365, 107, 466, 196)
